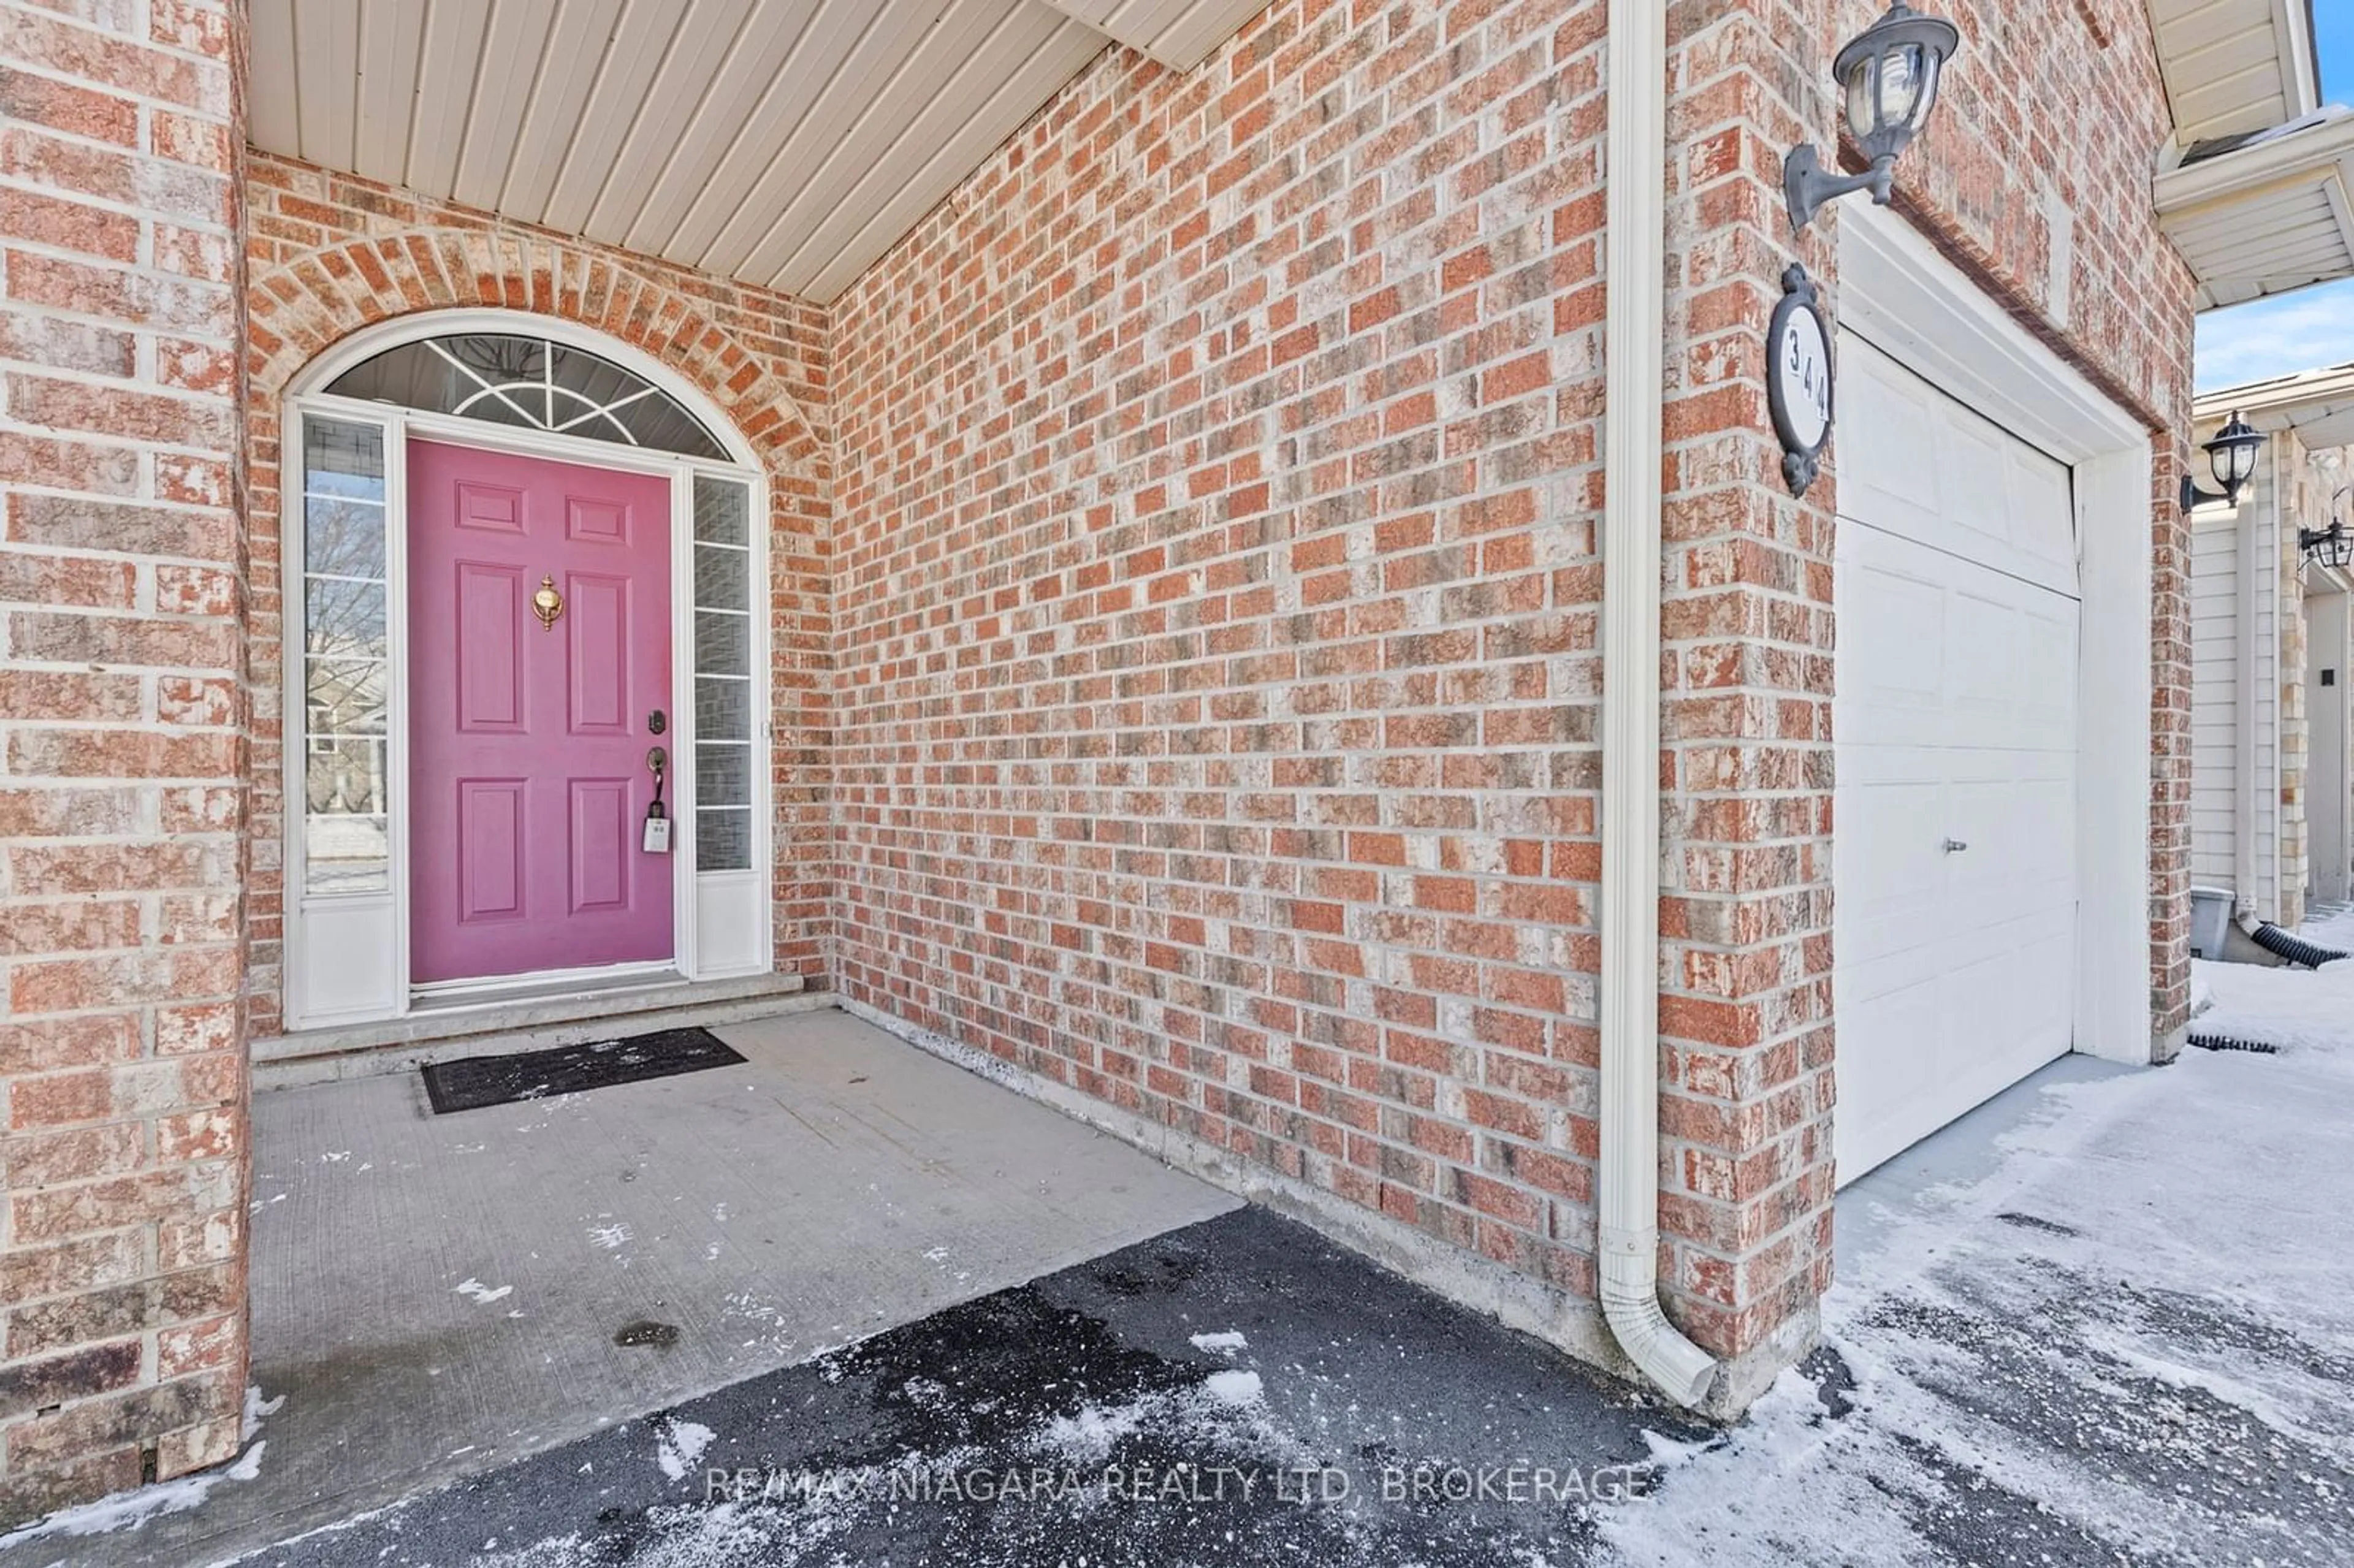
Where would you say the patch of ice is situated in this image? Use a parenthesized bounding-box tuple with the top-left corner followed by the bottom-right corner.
(1034, 1399, 1150, 1465)
(1204, 1369, 1263, 1406)
(655, 1420, 717, 1482)
(1189, 1330, 1248, 1354)
(454, 1277, 514, 1305)
(242, 1385, 285, 1442)
(1637, 1427, 1719, 1470)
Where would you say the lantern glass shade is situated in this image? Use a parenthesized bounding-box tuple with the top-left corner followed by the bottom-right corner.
(1835, 6, 1962, 164)
(1844, 53, 1878, 141)
(2207, 414, 2261, 494)
(1846, 44, 1937, 142)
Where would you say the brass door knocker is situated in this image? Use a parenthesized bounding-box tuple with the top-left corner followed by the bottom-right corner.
(531, 576, 564, 631)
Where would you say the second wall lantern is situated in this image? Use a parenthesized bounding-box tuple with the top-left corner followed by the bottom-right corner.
(2181, 413, 2264, 513)
(1785, 3, 1964, 234)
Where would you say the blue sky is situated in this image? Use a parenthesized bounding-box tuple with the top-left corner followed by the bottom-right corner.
(2195, 7, 2354, 392)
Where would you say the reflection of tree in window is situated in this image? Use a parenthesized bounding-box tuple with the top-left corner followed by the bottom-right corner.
(300, 416, 392, 894)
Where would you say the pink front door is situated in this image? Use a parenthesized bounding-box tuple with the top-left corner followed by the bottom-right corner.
(408, 440, 675, 984)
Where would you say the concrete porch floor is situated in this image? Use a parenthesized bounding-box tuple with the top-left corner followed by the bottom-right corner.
(27, 1008, 1237, 1567)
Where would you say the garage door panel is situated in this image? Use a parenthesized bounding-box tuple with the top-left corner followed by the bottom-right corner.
(1834, 329, 2078, 1186)
(1845, 923, 1959, 1007)
(1843, 921, 2074, 1179)
(1839, 785, 1948, 970)
(2006, 444, 2079, 585)
(1932, 900, 2076, 978)
(1842, 554, 1949, 746)
(1933, 404, 2022, 568)
(1837, 981, 1945, 1130)
(1840, 336, 2078, 601)
(1949, 778, 2073, 897)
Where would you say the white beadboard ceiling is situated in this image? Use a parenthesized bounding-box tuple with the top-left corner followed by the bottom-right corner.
(248, 0, 1262, 303)
(2146, 0, 2320, 148)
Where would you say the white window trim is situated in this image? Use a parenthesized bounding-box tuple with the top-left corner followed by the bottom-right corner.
(280, 309, 775, 1032)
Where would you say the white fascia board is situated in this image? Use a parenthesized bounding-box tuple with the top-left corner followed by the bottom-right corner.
(2196, 364, 2354, 448)
(2157, 110, 2354, 307)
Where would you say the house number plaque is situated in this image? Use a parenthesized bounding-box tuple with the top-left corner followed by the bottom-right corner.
(1769, 264, 1834, 498)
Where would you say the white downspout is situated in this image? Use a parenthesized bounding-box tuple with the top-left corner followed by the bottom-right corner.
(1597, 0, 1720, 1410)
(2233, 443, 2267, 926)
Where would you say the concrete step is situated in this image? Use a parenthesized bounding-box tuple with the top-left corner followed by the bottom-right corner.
(253, 971, 827, 1089)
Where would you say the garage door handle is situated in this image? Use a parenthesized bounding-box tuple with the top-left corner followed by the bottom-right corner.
(1942, 839, 1970, 853)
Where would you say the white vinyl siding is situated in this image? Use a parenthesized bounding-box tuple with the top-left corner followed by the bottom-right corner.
(2187, 456, 2285, 916)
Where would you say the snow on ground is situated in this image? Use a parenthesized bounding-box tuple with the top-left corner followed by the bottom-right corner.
(1600, 943, 2354, 1566)
(653, 1420, 717, 1483)
(0, 1389, 283, 1553)
(2187, 902, 2354, 1051)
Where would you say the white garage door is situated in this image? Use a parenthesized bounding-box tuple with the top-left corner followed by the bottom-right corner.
(1834, 335, 2079, 1183)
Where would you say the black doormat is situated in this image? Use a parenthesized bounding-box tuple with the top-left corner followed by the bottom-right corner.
(420, 1026, 747, 1114)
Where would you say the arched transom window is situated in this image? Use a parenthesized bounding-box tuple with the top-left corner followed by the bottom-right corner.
(326, 332, 728, 460)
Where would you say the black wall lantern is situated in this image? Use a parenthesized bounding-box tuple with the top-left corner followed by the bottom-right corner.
(2301, 522, 2352, 570)
(2303, 489, 2354, 570)
(1785, 4, 1963, 233)
(2181, 412, 2263, 512)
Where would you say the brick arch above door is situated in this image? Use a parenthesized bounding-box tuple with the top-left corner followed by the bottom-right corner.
(240, 214, 836, 1041)
(246, 228, 829, 482)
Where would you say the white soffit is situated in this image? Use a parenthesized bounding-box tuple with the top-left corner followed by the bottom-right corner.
(2198, 361, 2354, 451)
(2147, 0, 2320, 147)
(2155, 109, 2354, 308)
(249, 0, 1252, 303)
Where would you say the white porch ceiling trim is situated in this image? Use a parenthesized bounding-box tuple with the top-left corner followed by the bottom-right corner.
(2197, 359, 2354, 450)
(249, 0, 1265, 304)
(2156, 108, 2354, 309)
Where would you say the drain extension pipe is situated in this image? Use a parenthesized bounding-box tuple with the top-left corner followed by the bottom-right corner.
(1596, 0, 1720, 1411)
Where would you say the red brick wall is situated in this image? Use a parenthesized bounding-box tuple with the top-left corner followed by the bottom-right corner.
(832, 0, 1658, 1347)
(238, 152, 836, 1038)
(0, 0, 252, 1524)
(829, 0, 2196, 1390)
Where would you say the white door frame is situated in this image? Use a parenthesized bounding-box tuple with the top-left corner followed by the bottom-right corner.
(1837, 202, 2159, 1066)
(280, 309, 775, 1031)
